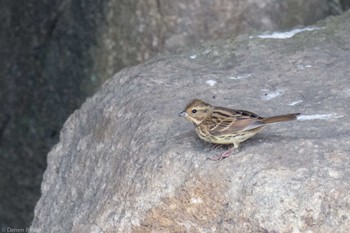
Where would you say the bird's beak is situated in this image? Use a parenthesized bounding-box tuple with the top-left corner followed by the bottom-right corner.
(178, 111, 187, 117)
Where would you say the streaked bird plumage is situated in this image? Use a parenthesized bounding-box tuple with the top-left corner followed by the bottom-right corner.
(179, 99, 300, 160)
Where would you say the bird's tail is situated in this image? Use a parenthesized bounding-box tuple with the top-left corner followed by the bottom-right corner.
(262, 113, 300, 124)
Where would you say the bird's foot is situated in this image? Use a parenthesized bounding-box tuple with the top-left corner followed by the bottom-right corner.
(210, 144, 223, 150)
(206, 146, 235, 161)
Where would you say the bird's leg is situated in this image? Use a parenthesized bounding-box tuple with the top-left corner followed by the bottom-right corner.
(220, 146, 235, 159)
(206, 145, 235, 161)
(210, 144, 223, 150)
(205, 144, 222, 152)
(206, 143, 239, 161)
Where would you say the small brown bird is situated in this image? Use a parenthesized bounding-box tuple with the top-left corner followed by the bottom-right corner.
(179, 99, 300, 161)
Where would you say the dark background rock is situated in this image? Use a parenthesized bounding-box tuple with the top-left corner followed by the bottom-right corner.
(30, 12, 350, 233)
(0, 0, 349, 229)
(0, 0, 106, 228)
(96, 0, 341, 79)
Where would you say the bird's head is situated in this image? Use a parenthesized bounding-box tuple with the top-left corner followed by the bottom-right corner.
(179, 99, 213, 125)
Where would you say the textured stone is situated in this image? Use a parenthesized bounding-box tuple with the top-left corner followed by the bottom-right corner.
(30, 12, 350, 233)
(97, 0, 339, 79)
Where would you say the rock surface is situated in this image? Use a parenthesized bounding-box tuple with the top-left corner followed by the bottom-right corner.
(30, 12, 350, 233)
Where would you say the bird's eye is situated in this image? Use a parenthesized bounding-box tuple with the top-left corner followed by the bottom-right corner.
(192, 109, 197, 114)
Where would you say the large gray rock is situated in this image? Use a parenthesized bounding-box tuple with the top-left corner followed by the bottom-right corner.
(2, 0, 345, 228)
(30, 12, 350, 233)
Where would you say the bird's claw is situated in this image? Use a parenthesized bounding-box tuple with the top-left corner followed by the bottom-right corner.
(206, 146, 234, 161)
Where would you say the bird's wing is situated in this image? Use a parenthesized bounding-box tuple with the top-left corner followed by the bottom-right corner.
(208, 107, 265, 135)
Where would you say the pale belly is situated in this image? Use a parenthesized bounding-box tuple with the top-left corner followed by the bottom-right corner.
(195, 127, 264, 147)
